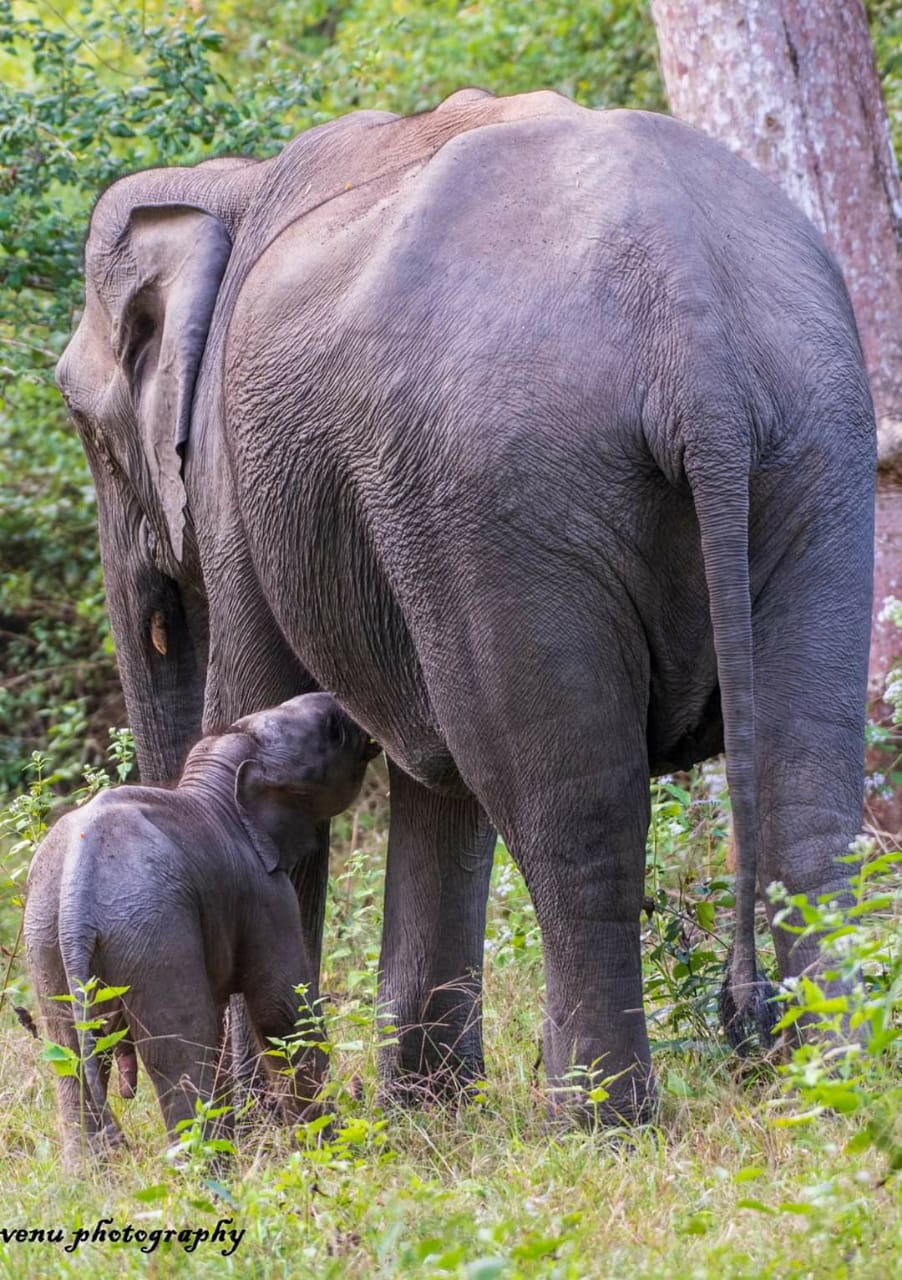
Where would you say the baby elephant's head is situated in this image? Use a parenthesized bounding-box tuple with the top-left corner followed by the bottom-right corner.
(230, 693, 380, 872)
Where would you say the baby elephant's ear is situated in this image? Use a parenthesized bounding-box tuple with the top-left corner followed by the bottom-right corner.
(234, 759, 280, 874)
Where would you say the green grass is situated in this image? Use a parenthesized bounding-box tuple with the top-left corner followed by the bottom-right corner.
(1, 759, 899, 1279)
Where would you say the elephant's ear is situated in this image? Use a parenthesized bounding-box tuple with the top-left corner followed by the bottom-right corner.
(234, 758, 281, 874)
(113, 203, 231, 563)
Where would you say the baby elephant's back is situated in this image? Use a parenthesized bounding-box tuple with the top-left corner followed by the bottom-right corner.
(24, 813, 76, 959)
(26, 789, 200, 972)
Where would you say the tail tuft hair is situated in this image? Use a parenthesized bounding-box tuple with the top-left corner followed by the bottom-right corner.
(718, 952, 780, 1057)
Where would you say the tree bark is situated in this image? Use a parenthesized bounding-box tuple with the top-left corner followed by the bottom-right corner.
(651, 0, 902, 835)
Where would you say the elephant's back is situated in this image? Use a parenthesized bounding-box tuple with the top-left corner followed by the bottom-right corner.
(230, 102, 861, 449)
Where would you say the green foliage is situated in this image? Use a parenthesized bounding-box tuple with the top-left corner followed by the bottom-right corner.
(43, 974, 130, 1079)
(0, 728, 133, 1027)
(312, 0, 664, 117)
(880, 598, 902, 726)
(2, 755, 899, 1276)
(767, 846, 902, 1168)
(868, 0, 901, 154)
(166, 1097, 238, 1173)
(644, 772, 741, 1049)
(0, 747, 48, 1012)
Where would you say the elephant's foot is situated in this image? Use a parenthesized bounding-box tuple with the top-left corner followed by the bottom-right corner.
(377, 762, 495, 1109)
(544, 1062, 658, 1134)
(537, 918, 656, 1133)
(378, 1003, 486, 1109)
(377, 976, 488, 1109)
(377, 1052, 486, 1111)
(61, 1122, 129, 1173)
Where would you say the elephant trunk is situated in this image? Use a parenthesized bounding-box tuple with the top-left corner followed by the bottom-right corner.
(88, 450, 208, 783)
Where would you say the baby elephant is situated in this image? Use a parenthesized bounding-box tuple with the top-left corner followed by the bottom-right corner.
(25, 693, 378, 1165)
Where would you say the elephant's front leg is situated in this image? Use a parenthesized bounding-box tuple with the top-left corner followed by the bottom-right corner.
(378, 762, 496, 1102)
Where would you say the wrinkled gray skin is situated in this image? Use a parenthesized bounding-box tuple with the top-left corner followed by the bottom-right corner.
(56, 89, 875, 1125)
(24, 694, 376, 1164)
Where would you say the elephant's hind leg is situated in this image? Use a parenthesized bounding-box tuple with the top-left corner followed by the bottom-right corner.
(25, 894, 125, 1165)
(433, 598, 655, 1127)
(239, 918, 329, 1124)
(129, 995, 228, 1146)
(503, 738, 654, 1127)
(243, 991, 328, 1125)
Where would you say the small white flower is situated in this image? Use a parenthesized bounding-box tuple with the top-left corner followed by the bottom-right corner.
(877, 595, 902, 626)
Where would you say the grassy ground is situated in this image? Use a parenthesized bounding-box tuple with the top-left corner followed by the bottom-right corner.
(0, 760, 899, 1279)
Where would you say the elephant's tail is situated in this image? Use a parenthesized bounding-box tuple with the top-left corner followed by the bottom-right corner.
(686, 449, 778, 1053)
(58, 887, 118, 1137)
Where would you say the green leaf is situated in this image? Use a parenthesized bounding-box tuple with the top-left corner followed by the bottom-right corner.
(736, 1199, 776, 1215)
(665, 1071, 692, 1098)
(93, 1029, 129, 1054)
(204, 1179, 237, 1207)
(681, 1212, 712, 1236)
(92, 985, 130, 1003)
(41, 1042, 79, 1077)
(845, 1130, 876, 1154)
(466, 1260, 507, 1280)
(776, 1201, 816, 1216)
(695, 900, 716, 931)
(661, 782, 691, 804)
(133, 1184, 170, 1203)
(73, 1018, 105, 1032)
(771, 1108, 825, 1127)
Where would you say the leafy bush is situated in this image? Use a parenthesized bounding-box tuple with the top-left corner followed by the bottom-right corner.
(767, 844, 901, 1175)
(0, 0, 325, 794)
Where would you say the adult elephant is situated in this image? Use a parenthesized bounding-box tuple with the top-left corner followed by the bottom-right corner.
(56, 89, 875, 1124)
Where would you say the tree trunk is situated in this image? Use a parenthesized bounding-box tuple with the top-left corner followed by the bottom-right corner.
(650, 0, 902, 836)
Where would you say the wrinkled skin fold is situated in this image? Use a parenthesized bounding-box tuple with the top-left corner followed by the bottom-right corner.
(24, 694, 377, 1165)
(56, 89, 875, 1125)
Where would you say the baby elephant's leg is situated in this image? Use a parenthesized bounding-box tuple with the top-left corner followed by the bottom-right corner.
(244, 985, 328, 1124)
(44, 981, 125, 1166)
(25, 905, 124, 1166)
(121, 926, 231, 1147)
(242, 939, 328, 1124)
